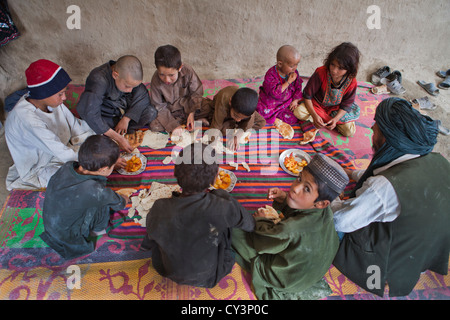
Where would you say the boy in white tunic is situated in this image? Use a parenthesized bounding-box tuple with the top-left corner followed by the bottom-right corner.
(5, 59, 95, 190)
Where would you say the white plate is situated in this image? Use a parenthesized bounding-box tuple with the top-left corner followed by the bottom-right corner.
(279, 149, 312, 176)
(209, 168, 237, 192)
(117, 153, 147, 176)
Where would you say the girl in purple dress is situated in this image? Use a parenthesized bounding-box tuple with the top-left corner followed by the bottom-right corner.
(256, 45, 303, 125)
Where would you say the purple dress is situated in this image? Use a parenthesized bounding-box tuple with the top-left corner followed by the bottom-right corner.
(256, 66, 303, 125)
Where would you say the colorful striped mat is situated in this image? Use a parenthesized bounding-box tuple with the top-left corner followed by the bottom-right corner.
(107, 120, 356, 239)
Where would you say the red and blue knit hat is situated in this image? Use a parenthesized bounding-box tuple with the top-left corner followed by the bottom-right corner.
(26, 59, 71, 100)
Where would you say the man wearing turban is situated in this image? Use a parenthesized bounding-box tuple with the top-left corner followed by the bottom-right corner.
(332, 97, 450, 297)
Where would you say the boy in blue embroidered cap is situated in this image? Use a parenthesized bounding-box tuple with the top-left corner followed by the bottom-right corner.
(232, 153, 348, 300)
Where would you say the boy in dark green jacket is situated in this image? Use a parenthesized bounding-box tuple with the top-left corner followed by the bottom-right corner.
(232, 153, 348, 300)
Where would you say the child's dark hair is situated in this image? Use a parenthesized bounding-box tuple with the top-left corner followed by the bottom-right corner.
(303, 166, 340, 202)
(78, 135, 119, 172)
(231, 88, 258, 117)
(324, 42, 360, 79)
(154, 45, 182, 69)
(174, 143, 219, 194)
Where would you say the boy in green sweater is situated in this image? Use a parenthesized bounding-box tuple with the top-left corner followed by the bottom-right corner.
(232, 153, 348, 300)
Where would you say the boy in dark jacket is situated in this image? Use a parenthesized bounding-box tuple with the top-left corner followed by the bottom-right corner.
(40, 135, 128, 260)
(141, 143, 255, 288)
(77, 56, 157, 153)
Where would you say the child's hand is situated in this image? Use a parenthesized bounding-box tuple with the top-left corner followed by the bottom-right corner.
(120, 194, 130, 204)
(118, 136, 134, 154)
(253, 208, 267, 218)
(186, 112, 195, 131)
(289, 99, 300, 111)
(171, 125, 186, 137)
(312, 114, 326, 129)
(325, 118, 339, 130)
(114, 157, 127, 170)
(267, 188, 286, 203)
(115, 116, 131, 135)
(287, 72, 298, 85)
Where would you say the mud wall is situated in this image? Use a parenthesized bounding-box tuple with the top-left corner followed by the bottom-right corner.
(1, 0, 449, 103)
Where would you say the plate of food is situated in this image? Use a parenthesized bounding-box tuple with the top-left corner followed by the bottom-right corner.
(209, 168, 237, 193)
(279, 149, 311, 176)
(117, 152, 147, 175)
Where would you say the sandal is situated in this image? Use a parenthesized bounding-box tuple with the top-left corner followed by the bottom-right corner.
(436, 69, 450, 78)
(371, 66, 391, 85)
(417, 80, 440, 96)
(372, 66, 391, 86)
(438, 77, 450, 90)
(437, 120, 450, 136)
(411, 97, 437, 110)
(382, 72, 406, 95)
(371, 84, 390, 95)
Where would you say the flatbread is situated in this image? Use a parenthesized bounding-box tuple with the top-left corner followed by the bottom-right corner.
(125, 130, 145, 149)
(116, 188, 137, 198)
(162, 156, 173, 165)
(300, 129, 319, 145)
(127, 182, 181, 226)
(204, 135, 234, 155)
(274, 118, 294, 139)
(241, 162, 251, 172)
(237, 130, 252, 145)
(171, 128, 201, 148)
(228, 162, 239, 170)
(258, 205, 284, 224)
(141, 131, 169, 150)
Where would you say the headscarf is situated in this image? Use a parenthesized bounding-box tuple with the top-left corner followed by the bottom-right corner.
(351, 97, 439, 196)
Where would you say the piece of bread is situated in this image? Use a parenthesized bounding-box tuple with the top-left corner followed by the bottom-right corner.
(258, 205, 284, 224)
(300, 129, 318, 145)
(275, 118, 294, 139)
(125, 130, 145, 149)
(116, 188, 137, 198)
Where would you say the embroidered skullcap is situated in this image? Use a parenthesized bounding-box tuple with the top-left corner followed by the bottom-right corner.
(307, 153, 349, 194)
(26, 59, 71, 100)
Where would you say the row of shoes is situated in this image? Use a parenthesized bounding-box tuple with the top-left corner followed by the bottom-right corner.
(370, 66, 406, 95)
(416, 69, 450, 97)
(417, 69, 450, 136)
(370, 66, 449, 136)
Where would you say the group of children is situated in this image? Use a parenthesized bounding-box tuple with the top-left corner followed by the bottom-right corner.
(4, 41, 363, 300)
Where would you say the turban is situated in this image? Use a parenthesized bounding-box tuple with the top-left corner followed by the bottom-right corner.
(352, 97, 438, 195)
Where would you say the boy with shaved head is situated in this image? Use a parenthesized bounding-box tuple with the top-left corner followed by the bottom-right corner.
(77, 55, 157, 153)
(256, 45, 303, 125)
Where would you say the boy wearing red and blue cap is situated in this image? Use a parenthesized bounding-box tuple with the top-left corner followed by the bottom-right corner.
(5, 59, 95, 190)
